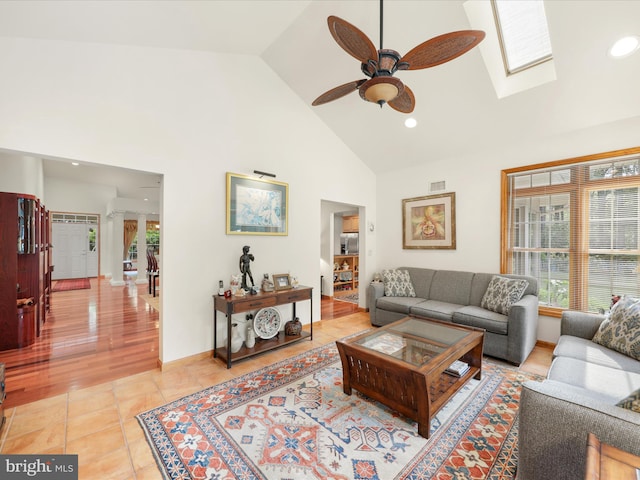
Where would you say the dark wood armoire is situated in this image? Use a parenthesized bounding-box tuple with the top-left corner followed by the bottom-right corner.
(0, 192, 51, 351)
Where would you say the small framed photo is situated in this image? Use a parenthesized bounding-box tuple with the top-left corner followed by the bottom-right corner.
(272, 273, 291, 291)
(402, 192, 456, 249)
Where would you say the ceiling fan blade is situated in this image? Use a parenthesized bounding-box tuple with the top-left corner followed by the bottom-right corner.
(388, 85, 415, 113)
(400, 30, 485, 70)
(312, 79, 367, 106)
(327, 16, 378, 63)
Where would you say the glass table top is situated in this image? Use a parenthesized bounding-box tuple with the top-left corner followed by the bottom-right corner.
(355, 318, 472, 367)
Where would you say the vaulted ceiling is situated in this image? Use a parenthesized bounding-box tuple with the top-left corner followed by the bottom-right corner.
(2, 0, 640, 196)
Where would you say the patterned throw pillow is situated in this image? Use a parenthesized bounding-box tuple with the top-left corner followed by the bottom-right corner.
(382, 269, 416, 297)
(592, 296, 640, 361)
(480, 275, 529, 315)
(616, 387, 640, 413)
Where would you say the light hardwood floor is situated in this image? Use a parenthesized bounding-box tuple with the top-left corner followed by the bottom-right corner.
(0, 277, 553, 479)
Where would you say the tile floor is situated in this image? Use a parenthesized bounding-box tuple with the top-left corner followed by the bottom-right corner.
(0, 313, 552, 479)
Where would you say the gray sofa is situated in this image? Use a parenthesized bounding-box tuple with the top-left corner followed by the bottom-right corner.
(518, 310, 640, 480)
(367, 267, 539, 365)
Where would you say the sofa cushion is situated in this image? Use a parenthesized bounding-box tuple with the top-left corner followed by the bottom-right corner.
(376, 296, 424, 315)
(548, 356, 640, 403)
(554, 335, 640, 374)
(409, 300, 461, 322)
(469, 273, 497, 307)
(428, 270, 474, 305)
(544, 379, 632, 405)
(452, 306, 508, 335)
(402, 267, 436, 299)
(382, 269, 416, 297)
(480, 275, 529, 315)
(616, 387, 640, 413)
(592, 295, 640, 361)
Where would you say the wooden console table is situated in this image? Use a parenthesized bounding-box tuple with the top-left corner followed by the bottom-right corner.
(213, 286, 313, 369)
(585, 432, 640, 480)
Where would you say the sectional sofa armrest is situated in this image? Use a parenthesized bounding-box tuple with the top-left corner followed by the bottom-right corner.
(367, 282, 385, 323)
(506, 294, 539, 365)
(560, 310, 605, 339)
(518, 380, 640, 480)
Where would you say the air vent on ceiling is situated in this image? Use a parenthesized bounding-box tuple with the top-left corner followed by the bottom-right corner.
(429, 181, 446, 192)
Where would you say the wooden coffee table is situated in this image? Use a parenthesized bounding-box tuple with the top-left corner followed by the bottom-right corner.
(336, 316, 484, 438)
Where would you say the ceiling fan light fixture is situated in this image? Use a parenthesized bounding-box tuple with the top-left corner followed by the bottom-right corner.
(360, 77, 403, 106)
(365, 83, 397, 104)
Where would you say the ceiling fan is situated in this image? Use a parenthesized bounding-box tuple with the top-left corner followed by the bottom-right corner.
(312, 1, 485, 113)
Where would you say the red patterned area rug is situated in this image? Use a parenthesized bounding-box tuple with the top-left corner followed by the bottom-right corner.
(137, 342, 542, 480)
(51, 278, 91, 292)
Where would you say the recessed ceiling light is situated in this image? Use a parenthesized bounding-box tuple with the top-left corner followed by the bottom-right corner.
(609, 35, 640, 58)
(71, 162, 80, 166)
(405, 117, 417, 128)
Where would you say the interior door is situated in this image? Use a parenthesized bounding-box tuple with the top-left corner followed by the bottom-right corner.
(52, 223, 88, 280)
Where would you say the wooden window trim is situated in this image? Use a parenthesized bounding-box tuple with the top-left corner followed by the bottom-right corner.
(501, 146, 640, 315)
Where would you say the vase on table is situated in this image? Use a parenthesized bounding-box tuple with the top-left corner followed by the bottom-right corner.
(230, 323, 243, 353)
(246, 321, 256, 348)
(284, 317, 302, 336)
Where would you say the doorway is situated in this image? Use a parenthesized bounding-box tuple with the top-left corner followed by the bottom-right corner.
(51, 214, 99, 280)
(320, 200, 364, 311)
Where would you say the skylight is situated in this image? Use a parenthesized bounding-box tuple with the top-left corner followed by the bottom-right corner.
(492, 0, 553, 75)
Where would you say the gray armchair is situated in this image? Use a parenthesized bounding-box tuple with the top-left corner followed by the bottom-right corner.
(517, 309, 640, 480)
(518, 380, 640, 480)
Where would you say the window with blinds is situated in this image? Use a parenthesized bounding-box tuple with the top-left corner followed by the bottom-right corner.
(502, 148, 640, 315)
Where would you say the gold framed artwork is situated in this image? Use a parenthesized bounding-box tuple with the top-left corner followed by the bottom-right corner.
(226, 172, 288, 235)
(402, 192, 456, 249)
(272, 273, 291, 291)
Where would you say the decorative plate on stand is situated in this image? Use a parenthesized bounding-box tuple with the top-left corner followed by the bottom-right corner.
(254, 307, 282, 339)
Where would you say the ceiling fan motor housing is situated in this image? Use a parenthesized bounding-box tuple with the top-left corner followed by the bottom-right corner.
(361, 49, 407, 78)
(359, 49, 407, 106)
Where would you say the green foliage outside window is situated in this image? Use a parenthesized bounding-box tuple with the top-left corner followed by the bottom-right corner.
(128, 229, 160, 260)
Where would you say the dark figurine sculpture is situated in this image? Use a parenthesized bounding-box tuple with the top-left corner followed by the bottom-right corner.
(239, 245, 255, 291)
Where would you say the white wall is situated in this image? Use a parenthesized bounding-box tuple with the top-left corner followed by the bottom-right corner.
(0, 152, 44, 199)
(376, 115, 640, 343)
(0, 37, 377, 363)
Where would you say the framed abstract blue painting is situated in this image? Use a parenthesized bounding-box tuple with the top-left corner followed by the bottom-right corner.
(226, 172, 288, 235)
